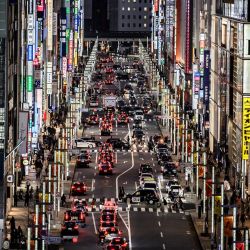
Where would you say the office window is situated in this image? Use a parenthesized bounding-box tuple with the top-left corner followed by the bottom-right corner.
(128, 7, 130, 11)
(139, 15, 142, 19)
(144, 0, 147, 2)
(139, 7, 141, 11)
(133, 7, 136, 11)
(122, 7, 125, 11)
(128, 15, 130, 19)
(122, 23, 125, 27)
(139, 0, 141, 2)
(139, 23, 141, 27)
(133, 0, 136, 2)
(144, 7, 147, 11)
(128, 0, 131, 2)
(122, 15, 125, 19)
(127, 23, 130, 27)
(133, 23, 136, 27)
(144, 15, 147, 19)
(144, 23, 147, 27)
(150, 23, 152, 28)
(133, 15, 136, 19)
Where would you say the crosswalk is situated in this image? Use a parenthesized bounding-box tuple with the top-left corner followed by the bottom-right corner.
(72, 149, 153, 154)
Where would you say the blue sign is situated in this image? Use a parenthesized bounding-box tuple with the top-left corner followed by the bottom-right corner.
(27, 45, 33, 61)
(203, 50, 210, 110)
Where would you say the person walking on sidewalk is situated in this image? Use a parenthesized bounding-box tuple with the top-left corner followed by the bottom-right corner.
(9, 217, 15, 232)
(61, 194, 66, 207)
(24, 192, 29, 207)
(240, 212, 246, 227)
(14, 193, 18, 207)
(198, 187, 202, 200)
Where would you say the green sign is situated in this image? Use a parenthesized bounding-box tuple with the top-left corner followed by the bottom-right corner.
(27, 76, 33, 92)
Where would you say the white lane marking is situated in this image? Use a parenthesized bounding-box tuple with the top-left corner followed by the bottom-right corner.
(186, 231, 191, 235)
(163, 243, 166, 250)
(157, 211, 159, 217)
(135, 181, 138, 190)
(154, 169, 157, 173)
(151, 158, 154, 161)
(160, 232, 163, 238)
(116, 152, 134, 199)
(128, 210, 132, 250)
(94, 172, 96, 177)
(158, 177, 163, 200)
(153, 163, 155, 167)
(95, 152, 98, 164)
(91, 179, 95, 191)
(158, 221, 161, 227)
(116, 152, 118, 164)
(92, 212, 97, 234)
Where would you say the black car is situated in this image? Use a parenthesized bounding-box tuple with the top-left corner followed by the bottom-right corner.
(129, 97, 137, 106)
(76, 153, 91, 168)
(61, 221, 79, 240)
(139, 164, 153, 175)
(158, 154, 172, 165)
(132, 119, 143, 129)
(101, 129, 111, 136)
(125, 188, 160, 205)
(132, 129, 145, 140)
(161, 163, 178, 177)
(106, 138, 130, 150)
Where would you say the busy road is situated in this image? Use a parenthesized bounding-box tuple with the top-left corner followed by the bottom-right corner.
(62, 43, 201, 250)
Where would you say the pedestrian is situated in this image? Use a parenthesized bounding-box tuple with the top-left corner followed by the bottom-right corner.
(121, 186, 125, 198)
(17, 226, 23, 242)
(198, 187, 202, 200)
(240, 213, 246, 227)
(9, 216, 15, 232)
(61, 194, 66, 207)
(179, 197, 183, 210)
(14, 193, 18, 207)
(118, 186, 123, 200)
(200, 199, 204, 212)
(24, 192, 29, 207)
(29, 186, 34, 200)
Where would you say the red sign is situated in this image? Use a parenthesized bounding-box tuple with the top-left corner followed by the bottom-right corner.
(206, 179, 212, 197)
(154, 0, 159, 13)
(236, 243, 245, 250)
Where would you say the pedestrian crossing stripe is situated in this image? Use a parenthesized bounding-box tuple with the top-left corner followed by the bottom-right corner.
(84, 205, 188, 214)
(72, 149, 153, 153)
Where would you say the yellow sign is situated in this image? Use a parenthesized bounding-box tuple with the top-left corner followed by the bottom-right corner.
(214, 196, 221, 215)
(193, 152, 198, 165)
(242, 97, 250, 159)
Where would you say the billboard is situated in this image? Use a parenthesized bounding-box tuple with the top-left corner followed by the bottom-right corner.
(203, 50, 210, 110)
(242, 97, 250, 159)
(47, 0, 53, 50)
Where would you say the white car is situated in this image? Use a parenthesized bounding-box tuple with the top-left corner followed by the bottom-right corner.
(140, 181, 158, 190)
(168, 185, 184, 198)
(139, 175, 155, 186)
(134, 110, 144, 120)
(165, 179, 179, 193)
(75, 139, 96, 148)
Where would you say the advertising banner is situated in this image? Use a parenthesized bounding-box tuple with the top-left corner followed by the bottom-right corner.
(47, 0, 53, 50)
(236, 243, 245, 250)
(68, 30, 73, 71)
(242, 97, 250, 159)
(203, 50, 210, 110)
(206, 179, 212, 197)
(18, 112, 29, 155)
(214, 196, 221, 215)
(224, 216, 233, 237)
(198, 166, 204, 178)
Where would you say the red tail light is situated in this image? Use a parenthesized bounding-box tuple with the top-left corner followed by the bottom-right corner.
(72, 186, 76, 189)
(80, 213, 84, 220)
(74, 225, 79, 230)
(72, 237, 78, 243)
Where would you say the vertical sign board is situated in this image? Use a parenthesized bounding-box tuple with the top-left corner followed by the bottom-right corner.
(18, 112, 29, 155)
(68, 30, 73, 71)
(242, 97, 250, 160)
(47, 0, 53, 50)
(192, 64, 199, 109)
(60, 8, 67, 57)
(203, 50, 210, 111)
(185, 0, 192, 73)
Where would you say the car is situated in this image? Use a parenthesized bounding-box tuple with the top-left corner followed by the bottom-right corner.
(61, 221, 79, 240)
(100, 214, 117, 224)
(132, 129, 145, 140)
(165, 179, 179, 193)
(86, 114, 99, 125)
(169, 185, 184, 198)
(125, 188, 160, 205)
(99, 163, 113, 175)
(140, 180, 158, 190)
(64, 209, 86, 227)
(139, 164, 153, 175)
(132, 119, 143, 129)
(134, 110, 144, 120)
(161, 163, 178, 177)
(76, 153, 91, 168)
(72, 199, 88, 215)
(139, 176, 156, 186)
(107, 237, 129, 250)
(129, 97, 137, 106)
(99, 222, 116, 232)
(106, 138, 130, 150)
(75, 139, 97, 148)
(71, 182, 87, 196)
(116, 100, 125, 110)
(103, 227, 123, 243)
(117, 113, 129, 124)
(89, 96, 99, 107)
(101, 128, 111, 136)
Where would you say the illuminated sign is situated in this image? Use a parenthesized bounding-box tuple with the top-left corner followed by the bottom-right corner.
(47, 0, 53, 50)
(27, 76, 33, 92)
(242, 97, 250, 160)
(203, 50, 210, 109)
(185, 0, 192, 74)
(68, 30, 73, 71)
(27, 45, 33, 61)
(37, 0, 44, 12)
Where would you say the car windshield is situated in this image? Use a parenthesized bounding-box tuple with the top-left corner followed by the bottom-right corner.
(101, 222, 115, 227)
(144, 183, 157, 189)
(111, 238, 125, 244)
(65, 222, 76, 228)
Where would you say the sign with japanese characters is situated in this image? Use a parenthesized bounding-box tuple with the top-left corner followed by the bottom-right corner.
(242, 97, 250, 159)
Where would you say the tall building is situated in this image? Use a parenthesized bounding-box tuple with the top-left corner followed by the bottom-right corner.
(210, 0, 250, 192)
(84, 0, 152, 37)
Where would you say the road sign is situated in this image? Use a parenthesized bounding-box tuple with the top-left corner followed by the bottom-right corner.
(7, 175, 14, 183)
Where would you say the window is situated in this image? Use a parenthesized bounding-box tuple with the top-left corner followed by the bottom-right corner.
(133, 15, 136, 19)
(128, 7, 130, 11)
(144, 0, 147, 2)
(133, 0, 136, 2)
(127, 15, 130, 19)
(144, 7, 147, 11)
(128, 0, 131, 2)
(122, 7, 125, 11)
(144, 15, 147, 19)
(122, 15, 125, 19)
(139, 23, 141, 27)
(127, 23, 130, 27)
(133, 7, 136, 11)
(139, 15, 141, 19)
(139, 7, 141, 11)
(133, 23, 136, 27)
(248, 40, 250, 55)
(144, 23, 147, 27)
